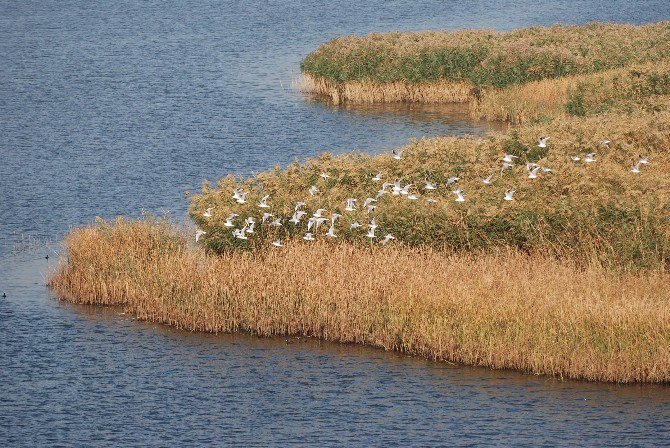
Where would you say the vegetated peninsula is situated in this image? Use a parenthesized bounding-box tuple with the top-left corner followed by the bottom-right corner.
(50, 22, 670, 383)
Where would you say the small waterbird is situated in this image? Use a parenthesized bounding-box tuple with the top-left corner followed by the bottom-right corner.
(2, 293, 5, 298)
(407, 194, 418, 200)
(203, 207, 213, 218)
(367, 205, 377, 213)
(313, 209, 326, 218)
(331, 212, 342, 224)
(326, 224, 337, 238)
(289, 210, 307, 224)
(452, 189, 465, 202)
(345, 198, 357, 211)
(392, 178, 402, 195)
(294, 201, 306, 211)
(426, 198, 438, 205)
(320, 172, 331, 180)
(272, 239, 283, 247)
(600, 140, 611, 148)
(571, 155, 581, 162)
(381, 234, 395, 245)
(584, 153, 596, 163)
(527, 165, 541, 179)
(400, 184, 412, 195)
(233, 188, 248, 204)
(244, 217, 256, 234)
(308, 185, 318, 196)
(504, 189, 515, 201)
(445, 176, 460, 187)
(425, 178, 437, 190)
(224, 213, 239, 227)
(369, 217, 377, 231)
(538, 136, 550, 148)
(363, 197, 376, 209)
(233, 228, 248, 240)
(500, 162, 514, 176)
(637, 155, 649, 165)
(258, 195, 270, 208)
(195, 229, 206, 242)
(631, 162, 641, 174)
(502, 154, 518, 163)
(269, 217, 282, 227)
(303, 232, 315, 241)
(262, 212, 273, 224)
(392, 148, 404, 160)
(482, 174, 494, 185)
(366, 227, 376, 239)
(372, 172, 383, 181)
(350, 221, 362, 230)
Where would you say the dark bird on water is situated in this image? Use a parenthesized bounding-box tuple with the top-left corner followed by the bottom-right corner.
(45, 255, 49, 260)
(2, 293, 6, 298)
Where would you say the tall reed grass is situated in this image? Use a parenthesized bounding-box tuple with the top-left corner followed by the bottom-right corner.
(301, 22, 670, 103)
(49, 218, 670, 383)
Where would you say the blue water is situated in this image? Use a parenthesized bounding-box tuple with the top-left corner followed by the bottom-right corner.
(1, 1, 670, 445)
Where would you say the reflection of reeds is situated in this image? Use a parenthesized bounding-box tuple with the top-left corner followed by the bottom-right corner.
(49, 218, 670, 383)
(298, 73, 474, 104)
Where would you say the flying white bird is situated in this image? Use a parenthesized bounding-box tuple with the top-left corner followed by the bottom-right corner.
(233, 189, 248, 204)
(367, 205, 377, 213)
(195, 229, 206, 242)
(294, 201, 306, 211)
(369, 217, 378, 231)
(269, 217, 282, 227)
(244, 217, 256, 234)
(571, 155, 581, 162)
(541, 167, 552, 173)
(584, 153, 596, 163)
(600, 140, 611, 148)
(258, 195, 270, 208)
(408, 194, 418, 200)
(320, 172, 331, 180)
(326, 224, 337, 238)
(203, 207, 213, 218)
(631, 163, 641, 174)
(392, 148, 404, 160)
(224, 213, 239, 227)
(381, 234, 395, 245)
(313, 209, 326, 218)
(372, 172, 383, 181)
(426, 198, 438, 205)
(425, 179, 437, 190)
(502, 154, 518, 163)
(363, 197, 376, 209)
(482, 174, 494, 185)
(538, 136, 550, 148)
(637, 155, 649, 165)
(262, 213, 274, 224)
(400, 184, 412, 195)
(445, 176, 460, 187)
(501, 163, 514, 176)
(350, 221, 362, 230)
(289, 210, 306, 225)
(366, 227, 376, 239)
(272, 239, 283, 247)
(345, 198, 357, 211)
(308, 185, 319, 196)
(314, 217, 329, 230)
(233, 228, 248, 240)
(303, 232, 315, 241)
(504, 189, 515, 201)
(528, 166, 541, 179)
(392, 179, 402, 196)
(452, 189, 465, 202)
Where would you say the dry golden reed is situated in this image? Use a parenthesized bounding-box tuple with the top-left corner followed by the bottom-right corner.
(49, 218, 670, 383)
(298, 73, 474, 104)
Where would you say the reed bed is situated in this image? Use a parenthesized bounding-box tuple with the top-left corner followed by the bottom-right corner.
(49, 218, 670, 383)
(192, 109, 670, 270)
(471, 61, 670, 123)
(300, 22, 670, 103)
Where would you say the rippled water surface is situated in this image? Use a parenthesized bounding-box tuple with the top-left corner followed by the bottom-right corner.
(2, 1, 670, 445)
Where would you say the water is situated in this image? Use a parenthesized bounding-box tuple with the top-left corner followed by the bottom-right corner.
(1, 1, 670, 445)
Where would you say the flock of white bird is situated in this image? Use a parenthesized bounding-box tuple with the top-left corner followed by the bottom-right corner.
(195, 136, 649, 247)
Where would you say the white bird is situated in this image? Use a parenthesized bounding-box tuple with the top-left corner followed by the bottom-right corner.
(272, 239, 283, 247)
(350, 221, 362, 230)
(303, 232, 315, 241)
(538, 136, 550, 148)
(363, 198, 377, 209)
(571, 155, 581, 162)
(258, 195, 270, 208)
(203, 207, 213, 218)
(294, 201, 306, 211)
(637, 155, 649, 165)
(331, 213, 342, 226)
(345, 198, 357, 211)
(400, 184, 412, 195)
(308, 185, 319, 196)
(314, 217, 329, 230)
(376, 190, 388, 199)
(195, 229, 206, 242)
(541, 167, 552, 173)
(584, 153, 596, 163)
(425, 179, 437, 190)
(407, 194, 418, 200)
(504, 189, 515, 201)
(307, 217, 317, 231)
(262, 212, 274, 224)
(426, 198, 438, 205)
(381, 181, 394, 192)
(233, 228, 248, 240)
(326, 224, 337, 238)
(369, 217, 378, 231)
(313, 209, 326, 218)
(244, 217, 256, 234)
(452, 189, 465, 202)
(372, 172, 383, 182)
(233, 189, 248, 204)
(600, 140, 611, 148)
(502, 154, 518, 163)
(631, 163, 641, 174)
(367, 205, 377, 213)
(320, 172, 331, 180)
(482, 174, 494, 185)
(501, 162, 514, 176)
(366, 227, 376, 239)
(224, 213, 239, 227)
(392, 148, 404, 160)
(445, 176, 460, 187)
(528, 166, 541, 179)
(289, 210, 306, 224)
(381, 234, 395, 245)
(232, 188, 245, 202)
(269, 217, 282, 227)
(392, 179, 402, 196)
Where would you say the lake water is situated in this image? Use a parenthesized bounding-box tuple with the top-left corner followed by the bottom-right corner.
(1, 0, 670, 445)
